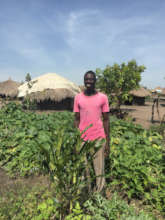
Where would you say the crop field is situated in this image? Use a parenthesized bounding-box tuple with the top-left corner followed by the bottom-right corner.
(0, 102, 165, 219)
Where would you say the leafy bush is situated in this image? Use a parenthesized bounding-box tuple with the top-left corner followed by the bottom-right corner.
(109, 118, 165, 213)
(96, 60, 145, 109)
(0, 102, 75, 176)
(0, 103, 165, 217)
(150, 123, 165, 142)
(0, 184, 58, 220)
(0, 102, 100, 218)
(83, 193, 155, 220)
(0, 185, 155, 220)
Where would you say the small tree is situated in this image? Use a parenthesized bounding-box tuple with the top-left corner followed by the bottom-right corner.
(96, 60, 146, 110)
(25, 73, 31, 83)
(24, 73, 36, 109)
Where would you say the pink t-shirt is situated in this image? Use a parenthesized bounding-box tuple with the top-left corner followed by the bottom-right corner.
(74, 92, 109, 141)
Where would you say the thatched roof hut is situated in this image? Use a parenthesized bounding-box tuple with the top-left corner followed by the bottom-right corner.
(130, 87, 151, 98)
(125, 87, 151, 105)
(18, 73, 81, 110)
(18, 73, 80, 100)
(0, 79, 20, 98)
(79, 85, 85, 92)
(25, 88, 77, 102)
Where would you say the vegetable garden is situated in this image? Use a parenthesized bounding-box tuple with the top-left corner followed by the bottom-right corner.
(0, 102, 165, 219)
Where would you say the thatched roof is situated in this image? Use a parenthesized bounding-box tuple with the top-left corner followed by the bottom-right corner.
(79, 85, 85, 91)
(0, 79, 21, 97)
(129, 87, 151, 97)
(18, 73, 81, 102)
(26, 88, 77, 102)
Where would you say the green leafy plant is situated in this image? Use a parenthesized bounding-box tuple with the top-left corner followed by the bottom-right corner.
(83, 193, 155, 220)
(0, 102, 165, 217)
(0, 182, 155, 220)
(0, 103, 102, 219)
(36, 127, 103, 219)
(0, 184, 58, 220)
(96, 60, 146, 110)
(109, 118, 165, 214)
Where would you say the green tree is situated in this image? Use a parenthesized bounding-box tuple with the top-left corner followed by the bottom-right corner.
(25, 73, 31, 82)
(96, 60, 146, 110)
(25, 73, 33, 89)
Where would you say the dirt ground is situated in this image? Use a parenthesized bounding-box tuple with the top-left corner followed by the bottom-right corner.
(121, 101, 165, 129)
(0, 168, 50, 195)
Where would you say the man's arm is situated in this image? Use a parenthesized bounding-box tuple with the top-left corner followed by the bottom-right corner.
(102, 112, 110, 157)
(74, 112, 80, 128)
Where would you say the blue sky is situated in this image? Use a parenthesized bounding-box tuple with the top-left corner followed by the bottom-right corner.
(0, 0, 165, 88)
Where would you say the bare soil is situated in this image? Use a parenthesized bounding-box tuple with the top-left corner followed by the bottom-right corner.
(0, 168, 50, 195)
(121, 101, 165, 129)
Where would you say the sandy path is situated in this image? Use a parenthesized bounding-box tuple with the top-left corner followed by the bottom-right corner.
(121, 101, 165, 128)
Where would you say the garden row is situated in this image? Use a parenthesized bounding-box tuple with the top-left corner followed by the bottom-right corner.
(0, 102, 165, 219)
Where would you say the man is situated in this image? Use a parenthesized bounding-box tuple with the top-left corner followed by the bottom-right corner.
(74, 70, 110, 192)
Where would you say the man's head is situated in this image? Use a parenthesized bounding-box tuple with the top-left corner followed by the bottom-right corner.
(84, 71, 96, 90)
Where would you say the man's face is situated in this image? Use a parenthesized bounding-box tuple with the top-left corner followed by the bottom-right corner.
(84, 73, 96, 90)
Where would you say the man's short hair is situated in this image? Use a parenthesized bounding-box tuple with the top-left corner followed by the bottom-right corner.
(84, 70, 96, 80)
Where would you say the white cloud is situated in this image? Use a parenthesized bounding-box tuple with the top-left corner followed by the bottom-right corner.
(0, 1, 165, 88)
(56, 8, 165, 87)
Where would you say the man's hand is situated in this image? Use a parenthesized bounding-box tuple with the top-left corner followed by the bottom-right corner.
(102, 112, 110, 158)
(104, 142, 110, 157)
(74, 112, 80, 128)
